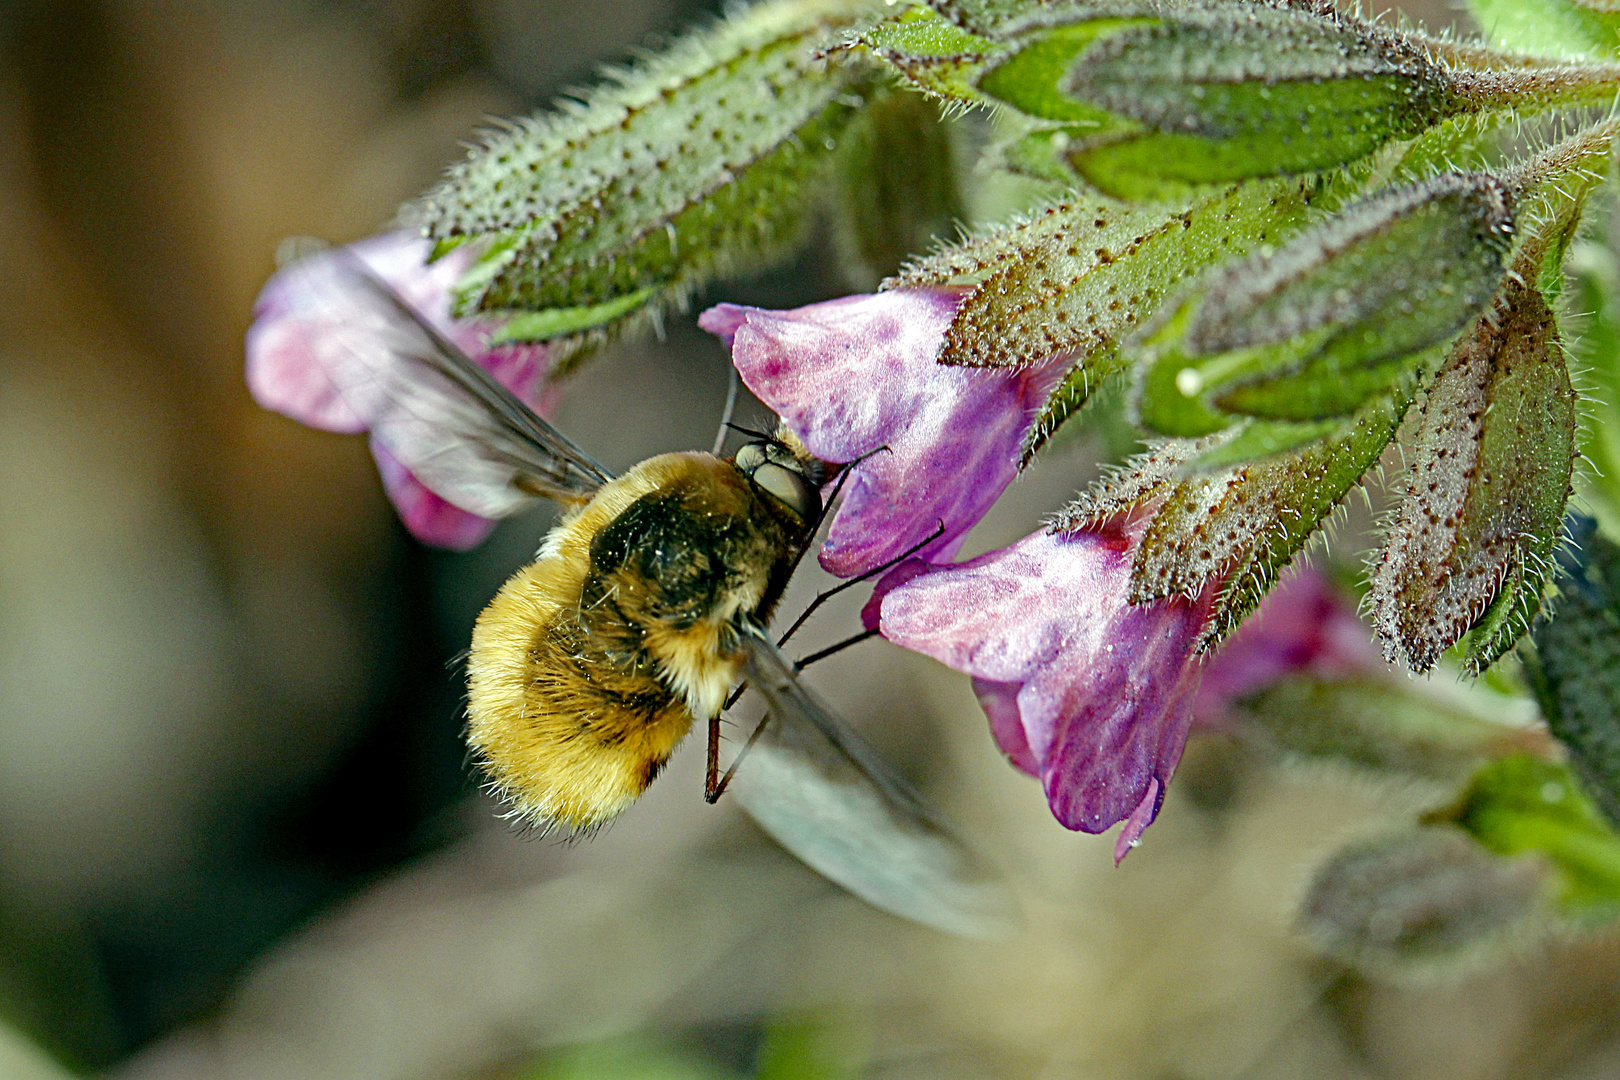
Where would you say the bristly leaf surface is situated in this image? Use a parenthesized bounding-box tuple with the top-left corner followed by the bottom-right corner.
(415, 0, 881, 332)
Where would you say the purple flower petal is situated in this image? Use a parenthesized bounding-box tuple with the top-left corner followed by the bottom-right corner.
(972, 678, 1040, 777)
(880, 527, 1215, 851)
(699, 290, 1068, 577)
(246, 231, 559, 549)
(372, 442, 499, 552)
(247, 232, 473, 432)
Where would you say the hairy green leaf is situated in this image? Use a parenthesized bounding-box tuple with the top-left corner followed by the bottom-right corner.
(850, 5, 1004, 102)
(415, 0, 878, 330)
(1369, 279, 1576, 674)
(1053, 384, 1410, 645)
(1466, 0, 1620, 60)
(975, 1, 1473, 198)
(1132, 172, 1514, 437)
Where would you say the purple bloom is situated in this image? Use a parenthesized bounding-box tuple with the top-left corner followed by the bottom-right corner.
(879, 523, 1217, 862)
(246, 231, 558, 550)
(699, 290, 1068, 577)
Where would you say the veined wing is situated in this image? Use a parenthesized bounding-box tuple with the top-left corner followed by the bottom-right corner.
(279, 246, 614, 514)
(731, 620, 1018, 939)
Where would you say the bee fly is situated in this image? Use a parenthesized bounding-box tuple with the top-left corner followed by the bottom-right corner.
(278, 250, 1014, 938)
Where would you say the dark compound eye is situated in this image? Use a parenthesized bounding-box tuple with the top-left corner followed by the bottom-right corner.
(735, 442, 821, 522)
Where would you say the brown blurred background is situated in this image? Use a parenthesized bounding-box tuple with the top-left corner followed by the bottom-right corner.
(9, 1, 1620, 1078)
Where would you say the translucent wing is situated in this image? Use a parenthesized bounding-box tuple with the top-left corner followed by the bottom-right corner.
(279, 248, 614, 514)
(731, 620, 1018, 939)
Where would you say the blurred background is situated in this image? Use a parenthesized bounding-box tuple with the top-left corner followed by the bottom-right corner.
(6, 0, 1620, 1077)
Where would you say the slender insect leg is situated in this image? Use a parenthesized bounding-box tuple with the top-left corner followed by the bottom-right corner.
(705, 712, 724, 802)
(711, 364, 740, 457)
(775, 519, 947, 649)
(793, 628, 879, 672)
(708, 708, 778, 803)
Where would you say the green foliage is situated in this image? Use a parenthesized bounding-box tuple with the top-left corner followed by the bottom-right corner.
(1131, 173, 1515, 439)
(851, 5, 1004, 102)
(1525, 517, 1620, 829)
(1369, 278, 1576, 675)
(1023, 3, 1470, 199)
(1450, 753, 1620, 914)
(1568, 239, 1620, 537)
(416, 0, 881, 339)
(1466, 0, 1620, 60)
(829, 88, 965, 290)
(1053, 384, 1411, 644)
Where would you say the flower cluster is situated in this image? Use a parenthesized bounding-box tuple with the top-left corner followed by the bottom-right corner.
(700, 290, 1380, 857)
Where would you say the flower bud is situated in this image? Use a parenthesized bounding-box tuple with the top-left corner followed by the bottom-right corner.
(1300, 828, 1549, 974)
(1132, 172, 1514, 439)
(977, 1, 1472, 199)
(1368, 278, 1576, 675)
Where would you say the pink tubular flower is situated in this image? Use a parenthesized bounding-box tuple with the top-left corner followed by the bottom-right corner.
(246, 231, 557, 550)
(698, 290, 1068, 577)
(880, 524, 1218, 863)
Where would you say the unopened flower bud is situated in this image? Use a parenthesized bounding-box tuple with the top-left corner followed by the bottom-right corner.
(978, 0, 1473, 199)
(1133, 172, 1515, 439)
(1369, 278, 1576, 675)
(1300, 828, 1549, 974)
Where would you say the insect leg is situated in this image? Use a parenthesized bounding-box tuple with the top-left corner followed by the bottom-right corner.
(705, 708, 777, 803)
(710, 364, 740, 456)
(704, 712, 724, 802)
(792, 628, 879, 671)
(775, 519, 947, 649)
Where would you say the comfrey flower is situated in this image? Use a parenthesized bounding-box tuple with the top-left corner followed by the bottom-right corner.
(699, 290, 1067, 577)
(880, 520, 1219, 862)
(884, 550, 1378, 859)
(246, 231, 557, 550)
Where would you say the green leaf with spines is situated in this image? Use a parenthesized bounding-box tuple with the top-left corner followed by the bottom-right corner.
(974, 0, 1476, 199)
(1368, 277, 1576, 675)
(1524, 517, 1620, 830)
(888, 177, 1318, 460)
(1054, 383, 1413, 647)
(977, 18, 1155, 125)
(848, 5, 1005, 103)
(414, 0, 880, 327)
